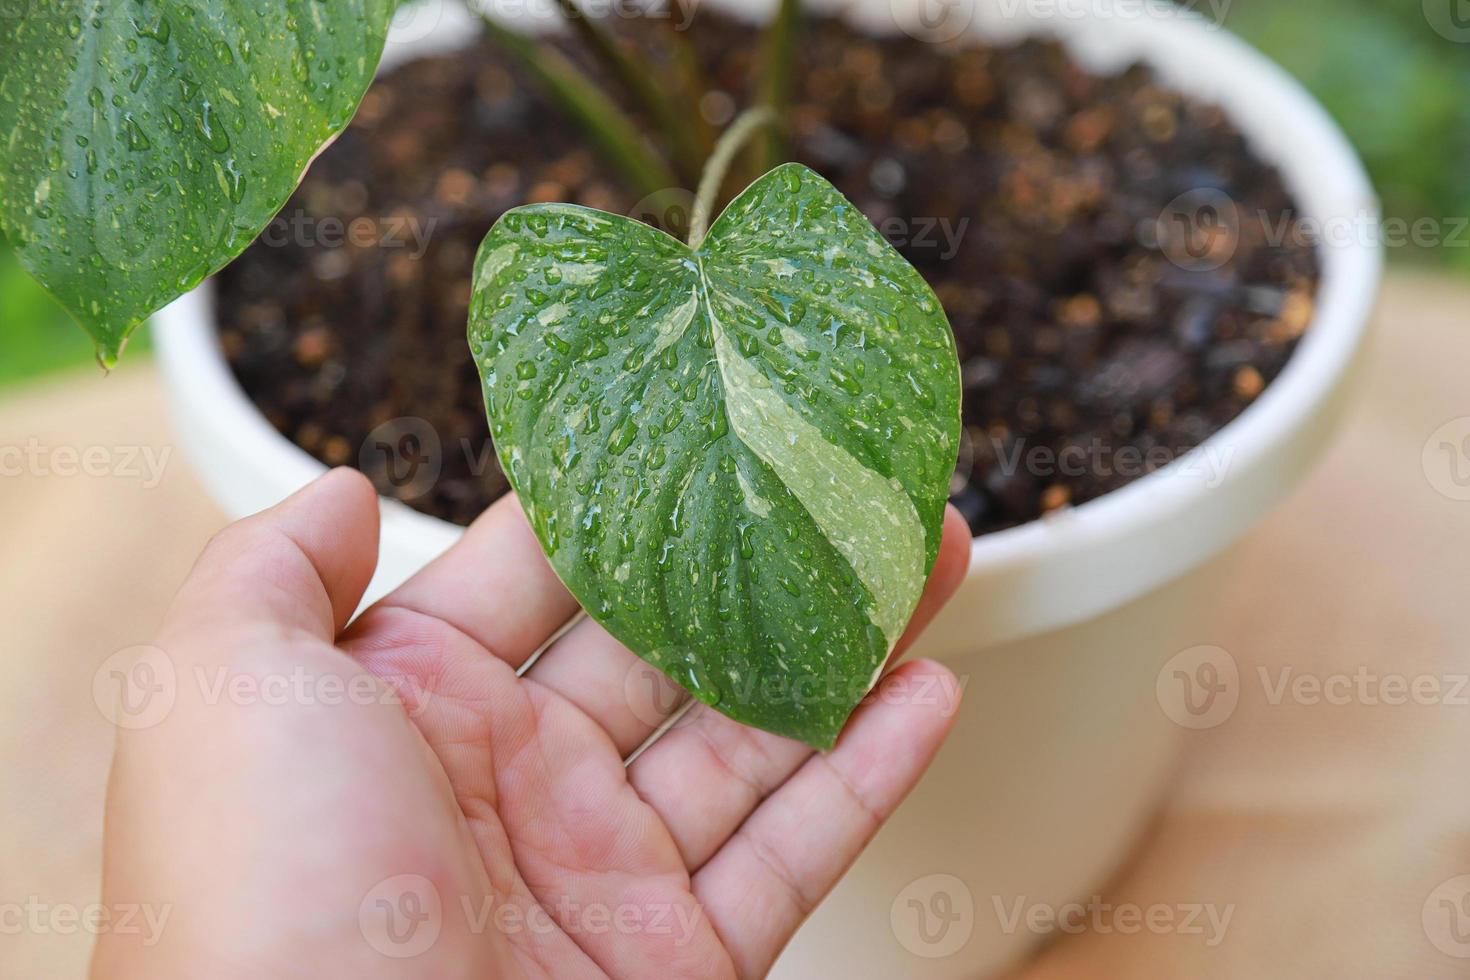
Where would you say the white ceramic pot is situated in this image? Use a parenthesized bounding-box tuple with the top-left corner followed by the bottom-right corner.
(153, 0, 1381, 974)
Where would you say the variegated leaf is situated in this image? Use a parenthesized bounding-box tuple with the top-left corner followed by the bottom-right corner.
(0, 0, 394, 365)
(469, 163, 960, 748)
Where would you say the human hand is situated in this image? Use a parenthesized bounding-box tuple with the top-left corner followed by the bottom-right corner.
(92, 469, 970, 979)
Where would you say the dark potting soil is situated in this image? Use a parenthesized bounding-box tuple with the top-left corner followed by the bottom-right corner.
(216, 12, 1320, 535)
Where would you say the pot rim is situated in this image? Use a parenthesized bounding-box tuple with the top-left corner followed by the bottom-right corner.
(153, 0, 1382, 640)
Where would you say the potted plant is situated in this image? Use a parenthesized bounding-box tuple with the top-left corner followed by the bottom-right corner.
(0, 0, 1380, 973)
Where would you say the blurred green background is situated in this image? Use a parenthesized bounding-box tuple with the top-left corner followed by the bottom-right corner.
(0, 232, 111, 388)
(1222, 0, 1470, 271)
(1, 0, 1465, 389)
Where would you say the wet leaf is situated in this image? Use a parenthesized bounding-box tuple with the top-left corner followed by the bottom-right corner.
(469, 163, 961, 747)
(0, 0, 394, 365)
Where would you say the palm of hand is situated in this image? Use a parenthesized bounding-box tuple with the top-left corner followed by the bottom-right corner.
(95, 471, 967, 979)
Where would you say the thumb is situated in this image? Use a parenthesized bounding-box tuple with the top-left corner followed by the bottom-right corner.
(165, 468, 382, 643)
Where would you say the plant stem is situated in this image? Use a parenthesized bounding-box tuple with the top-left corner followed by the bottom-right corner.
(473, 9, 679, 202)
(548, 0, 708, 184)
(755, 0, 802, 172)
(663, 0, 716, 164)
(688, 107, 778, 250)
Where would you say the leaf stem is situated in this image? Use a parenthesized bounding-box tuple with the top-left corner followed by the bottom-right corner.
(473, 9, 679, 202)
(688, 107, 778, 250)
(664, 0, 717, 163)
(548, 0, 708, 184)
(756, 0, 802, 172)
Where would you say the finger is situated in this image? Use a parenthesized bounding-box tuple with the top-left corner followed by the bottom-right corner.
(627, 506, 971, 869)
(165, 468, 380, 642)
(693, 659, 962, 980)
(346, 605, 727, 980)
(357, 492, 580, 668)
(524, 617, 688, 757)
(890, 505, 972, 668)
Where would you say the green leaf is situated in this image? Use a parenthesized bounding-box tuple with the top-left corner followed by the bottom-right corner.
(0, 0, 394, 366)
(469, 163, 960, 748)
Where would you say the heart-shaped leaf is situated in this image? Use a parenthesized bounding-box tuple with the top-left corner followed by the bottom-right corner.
(0, 0, 394, 365)
(469, 163, 961, 748)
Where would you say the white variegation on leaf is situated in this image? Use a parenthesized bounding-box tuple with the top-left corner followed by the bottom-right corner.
(469, 163, 960, 748)
(0, 0, 394, 365)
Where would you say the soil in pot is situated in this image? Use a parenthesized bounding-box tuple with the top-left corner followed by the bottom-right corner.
(215, 10, 1321, 535)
